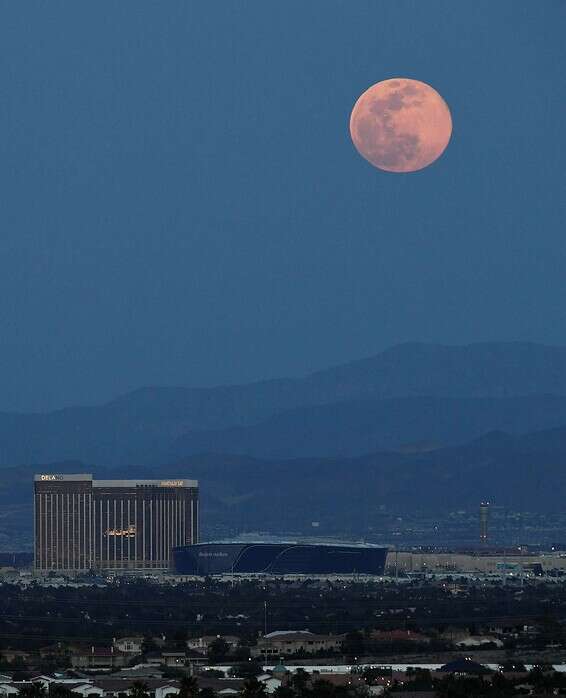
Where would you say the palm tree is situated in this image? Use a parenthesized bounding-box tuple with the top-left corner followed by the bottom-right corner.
(129, 681, 149, 698)
(198, 690, 215, 698)
(49, 685, 77, 698)
(272, 687, 295, 698)
(290, 669, 310, 698)
(179, 675, 199, 698)
(241, 677, 266, 698)
(18, 684, 47, 698)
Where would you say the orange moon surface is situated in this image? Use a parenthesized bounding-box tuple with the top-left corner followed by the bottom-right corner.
(349, 78, 452, 173)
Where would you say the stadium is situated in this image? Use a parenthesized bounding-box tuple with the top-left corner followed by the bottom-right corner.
(172, 542, 388, 576)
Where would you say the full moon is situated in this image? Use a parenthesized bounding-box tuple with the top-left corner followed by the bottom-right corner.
(349, 78, 452, 173)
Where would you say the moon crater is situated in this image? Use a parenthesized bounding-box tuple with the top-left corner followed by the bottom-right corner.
(350, 78, 452, 173)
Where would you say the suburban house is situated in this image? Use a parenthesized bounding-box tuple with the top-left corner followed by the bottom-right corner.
(252, 630, 343, 657)
(186, 636, 240, 655)
(70, 647, 130, 669)
(112, 637, 144, 656)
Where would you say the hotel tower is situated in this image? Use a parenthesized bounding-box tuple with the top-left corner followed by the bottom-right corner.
(34, 474, 198, 572)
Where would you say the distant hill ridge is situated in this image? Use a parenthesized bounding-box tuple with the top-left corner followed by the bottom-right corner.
(168, 394, 566, 460)
(3, 341, 566, 466)
(5, 421, 566, 536)
(108, 340, 566, 405)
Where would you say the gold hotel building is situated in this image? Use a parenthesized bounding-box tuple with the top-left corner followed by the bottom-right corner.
(34, 474, 199, 572)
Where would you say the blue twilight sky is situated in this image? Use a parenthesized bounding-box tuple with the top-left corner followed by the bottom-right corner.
(0, 1, 565, 411)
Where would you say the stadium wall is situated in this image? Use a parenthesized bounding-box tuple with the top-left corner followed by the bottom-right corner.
(172, 542, 388, 575)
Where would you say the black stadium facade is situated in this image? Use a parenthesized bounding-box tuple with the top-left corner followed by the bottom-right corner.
(172, 542, 388, 576)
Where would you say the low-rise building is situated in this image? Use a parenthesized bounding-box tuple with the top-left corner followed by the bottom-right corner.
(160, 653, 186, 668)
(370, 630, 430, 643)
(456, 635, 503, 649)
(187, 636, 240, 655)
(70, 647, 130, 669)
(0, 676, 247, 698)
(0, 650, 32, 664)
(113, 637, 144, 655)
(256, 674, 282, 694)
(62, 683, 104, 697)
(252, 630, 343, 657)
(93, 679, 180, 698)
(38, 644, 71, 661)
(198, 678, 244, 696)
(309, 672, 366, 689)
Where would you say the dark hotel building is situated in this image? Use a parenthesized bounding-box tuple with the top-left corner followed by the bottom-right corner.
(34, 474, 199, 572)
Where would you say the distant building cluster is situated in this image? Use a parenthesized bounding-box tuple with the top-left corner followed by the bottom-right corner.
(0, 631, 558, 698)
(34, 474, 199, 572)
(33, 475, 392, 577)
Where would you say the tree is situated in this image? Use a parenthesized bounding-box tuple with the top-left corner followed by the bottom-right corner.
(231, 645, 252, 662)
(310, 679, 334, 698)
(436, 675, 484, 698)
(489, 672, 514, 697)
(400, 668, 433, 691)
(178, 676, 199, 698)
(347, 688, 369, 698)
(341, 631, 365, 658)
(173, 629, 189, 650)
(11, 656, 29, 672)
(362, 667, 391, 685)
(207, 637, 230, 664)
(49, 686, 77, 698)
(129, 682, 149, 698)
(499, 660, 527, 673)
(241, 677, 266, 698)
(198, 689, 216, 698)
(290, 669, 310, 698)
(141, 636, 158, 656)
(229, 661, 264, 679)
(12, 671, 32, 683)
(528, 666, 554, 695)
(272, 688, 295, 698)
(17, 685, 47, 698)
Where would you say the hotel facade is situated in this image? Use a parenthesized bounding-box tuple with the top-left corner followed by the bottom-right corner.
(34, 474, 198, 572)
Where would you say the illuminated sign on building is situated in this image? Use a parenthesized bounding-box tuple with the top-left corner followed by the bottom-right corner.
(106, 525, 136, 538)
(160, 480, 184, 487)
(39, 475, 63, 481)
